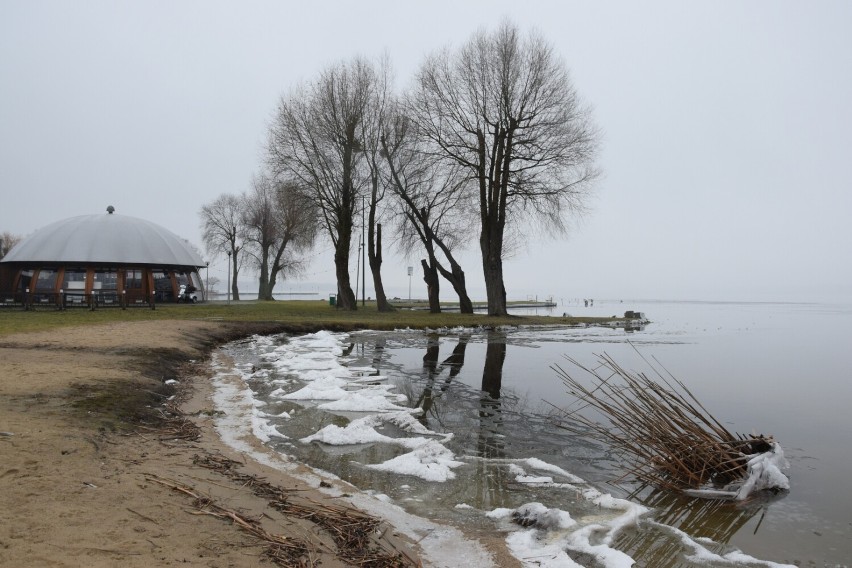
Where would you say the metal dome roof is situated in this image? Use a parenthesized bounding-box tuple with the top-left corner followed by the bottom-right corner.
(1, 211, 205, 267)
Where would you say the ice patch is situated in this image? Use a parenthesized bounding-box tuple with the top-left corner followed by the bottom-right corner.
(317, 391, 415, 412)
(252, 415, 287, 442)
(485, 458, 647, 568)
(364, 440, 465, 482)
(652, 520, 797, 567)
(517, 474, 555, 484)
(736, 443, 790, 500)
(236, 331, 465, 484)
(512, 503, 576, 530)
(506, 529, 585, 568)
(280, 375, 350, 400)
(523, 457, 586, 484)
(210, 353, 290, 458)
(302, 413, 450, 449)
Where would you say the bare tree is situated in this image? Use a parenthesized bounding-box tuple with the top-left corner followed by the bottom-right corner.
(410, 21, 600, 315)
(200, 194, 244, 300)
(381, 108, 474, 314)
(267, 57, 378, 311)
(0, 232, 22, 260)
(267, 180, 319, 295)
(242, 174, 318, 301)
(359, 54, 395, 312)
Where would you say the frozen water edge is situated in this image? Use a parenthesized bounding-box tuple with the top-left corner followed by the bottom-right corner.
(210, 330, 798, 568)
(210, 351, 496, 568)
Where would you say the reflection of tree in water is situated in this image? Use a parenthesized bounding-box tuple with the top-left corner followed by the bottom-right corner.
(370, 336, 385, 376)
(473, 332, 513, 509)
(409, 331, 507, 450)
(414, 334, 468, 428)
(406, 332, 514, 509)
(478, 333, 506, 459)
(614, 488, 772, 567)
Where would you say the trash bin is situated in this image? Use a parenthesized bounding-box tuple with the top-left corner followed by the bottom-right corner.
(329, 294, 336, 307)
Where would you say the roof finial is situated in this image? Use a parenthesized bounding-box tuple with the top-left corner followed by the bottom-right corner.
(107, 205, 115, 214)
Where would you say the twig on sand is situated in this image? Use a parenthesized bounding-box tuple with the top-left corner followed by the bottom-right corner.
(146, 474, 311, 566)
(126, 507, 159, 524)
(193, 454, 419, 567)
(147, 456, 419, 568)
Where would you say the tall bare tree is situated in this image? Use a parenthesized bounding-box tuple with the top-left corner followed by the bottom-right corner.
(359, 54, 395, 312)
(267, 57, 379, 311)
(410, 21, 600, 315)
(242, 174, 318, 301)
(381, 108, 474, 313)
(199, 193, 244, 300)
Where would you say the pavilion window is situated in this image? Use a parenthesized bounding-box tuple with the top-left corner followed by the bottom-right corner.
(17, 270, 33, 293)
(34, 269, 58, 292)
(93, 269, 118, 291)
(61, 269, 87, 292)
(152, 269, 174, 301)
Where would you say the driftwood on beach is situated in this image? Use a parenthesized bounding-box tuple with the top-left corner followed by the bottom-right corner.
(552, 351, 787, 499)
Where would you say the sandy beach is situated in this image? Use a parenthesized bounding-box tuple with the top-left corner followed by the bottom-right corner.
(0, 320, 435, 567)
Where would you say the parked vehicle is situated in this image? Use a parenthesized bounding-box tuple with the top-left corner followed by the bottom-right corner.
(177, 284, 198, 303)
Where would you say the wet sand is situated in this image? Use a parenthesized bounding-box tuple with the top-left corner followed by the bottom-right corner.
(0, 320, 450, 567)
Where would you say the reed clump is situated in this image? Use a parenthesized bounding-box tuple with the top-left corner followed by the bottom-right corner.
(553, 352, 777, 496)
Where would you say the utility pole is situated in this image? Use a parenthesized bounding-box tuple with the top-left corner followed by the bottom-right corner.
(361, 195, 366, 307)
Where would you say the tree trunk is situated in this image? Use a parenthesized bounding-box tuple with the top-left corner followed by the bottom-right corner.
(335, 244, 357, 310)
(480, 236, 507, 316)
(258, 281, 272, 301)
(231, 253, 240, 301)
(258, 245, 273, 301)
(420, 258, 440, 313)
(435, 260, 473, 314)
(266, 237, 290, 302)
(369, 222, 394, 312)
(267, 271, 278, 300)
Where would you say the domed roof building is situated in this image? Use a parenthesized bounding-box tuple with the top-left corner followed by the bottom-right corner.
(0, 207, 206, 308)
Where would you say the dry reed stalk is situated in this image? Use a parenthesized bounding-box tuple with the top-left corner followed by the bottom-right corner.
(192, 454, 418, 567)
(146, 475, 311, 566)
(552, 351, 773, 495)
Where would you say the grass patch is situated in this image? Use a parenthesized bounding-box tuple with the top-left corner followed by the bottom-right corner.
(0, 300, 615, 337)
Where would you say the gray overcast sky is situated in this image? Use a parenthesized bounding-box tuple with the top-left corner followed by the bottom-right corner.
(2, 1, 850, 303)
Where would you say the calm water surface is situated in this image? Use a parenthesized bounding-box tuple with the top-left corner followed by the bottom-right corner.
(219, 299, 852, 566)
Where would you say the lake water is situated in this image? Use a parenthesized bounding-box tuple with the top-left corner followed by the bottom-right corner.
(212, 299, 852, 566)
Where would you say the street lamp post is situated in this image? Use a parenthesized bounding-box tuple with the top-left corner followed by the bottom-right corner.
(226, 250, 232, 305)
(205, 261, 209, 302)
(407, 266, 413, 303)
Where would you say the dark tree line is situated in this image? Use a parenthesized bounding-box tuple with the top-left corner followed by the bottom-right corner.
(200, 20, 599, 311)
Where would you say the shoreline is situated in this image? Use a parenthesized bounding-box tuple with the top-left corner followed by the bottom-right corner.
(0, 320, 454, 567)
